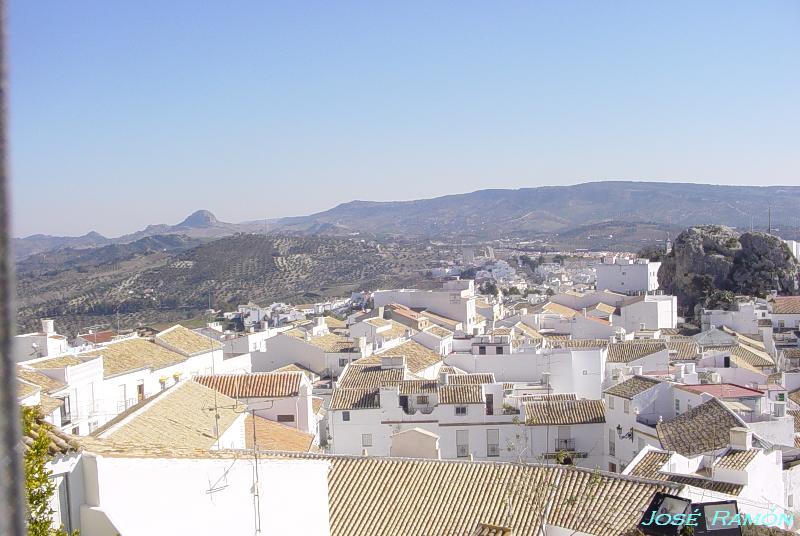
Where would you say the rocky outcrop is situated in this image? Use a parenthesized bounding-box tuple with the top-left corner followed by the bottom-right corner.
(658, 225, 799, 315)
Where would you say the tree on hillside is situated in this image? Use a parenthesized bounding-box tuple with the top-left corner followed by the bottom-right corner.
(637, 244, 666, 262)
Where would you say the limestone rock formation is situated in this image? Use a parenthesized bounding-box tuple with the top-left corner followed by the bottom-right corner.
(658, 225, 798, 315)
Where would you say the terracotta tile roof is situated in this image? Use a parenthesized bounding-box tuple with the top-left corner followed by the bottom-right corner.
(542, 302, 580, 318)
(38, 394, 65, 415)
(374, 340, 443, 374)
(84, 337, 188, 378)
(674, 383, 764, 399)
(93, 381, 243, 449)
(439, 365, 465, 375)
(664, 341, 700, 360)
(627, 451, 743, 495)
(244, 414, 317, 452)
(524, 399, 605, 426)
(448, 373, 496, 385)
(194, 372, 303, 398)
(790, 389, 800, 407)
(155, 325, 223, 356)
(420, 310, 462, 330)
(313, 398, 324, 415)
(592, 303, 617, 315)
(784, 348, 800, 359)
(22, 413, 80, 458)
(16, 365, 66, 393)
(365, 317, 390, 328)
(656, 398, 743, 456)
(472, 523, 513, 536)
(795, 436, 800, 449)
(329, 388, 380, 410)
(490, 327, 513, 337)
(337, 364, 404, 389)
(550, 339, 609, 350)
(271, 362, 318, 379)
(519, 393, 577, 402)
(604, 376, 661, 399)
(324, 316, 347, 330)
(383, 379, 439, 395)
(324, 456, 676, 536)
(425, 324, 453, 338)
(439, 384, 484, 405)
(607, 341, 667, 363)
(703, 344, 774, 368)
(512, 322, 542, 340)
(285, 330, 359, 353)
(715, 448, 758, 471)
(27, 355, 91, 369)
(77, 330, 116, 344)
(17, 379, 40, 400)
(788, 410, 800, 433)
(772, 296, 800, 314)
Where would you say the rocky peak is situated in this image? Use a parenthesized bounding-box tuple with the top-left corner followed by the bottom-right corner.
(179, 210, 219, 228)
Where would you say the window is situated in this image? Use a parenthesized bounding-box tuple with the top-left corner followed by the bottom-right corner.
(362, 434, 372, 447)
(487, 429, 499, 457)
(582, 369, 588, 375)
(687, 403, 692, 412)
(778, 393, 786, 402)
(342, 411, 350, 422)
(59, 395, 71, 425)
(485, 394, 494, 415)
(339, 358, 348, 367)
(608, 429, 616, 457)
(609, 462, 617, 473)
(789, 495, 794, 508)
(88, 420, 98, 433)
(417, 395, 429, 405)
(623, 400, 630, 414)
(608, 396, 615, 409)
(456, 430, 469, 458)
(674, 399, 680, 413)
(455, 406, 468, 416)
(495, 346, 504, 355)
(479, 346, 486, 355)
(277, 414, 295, 423)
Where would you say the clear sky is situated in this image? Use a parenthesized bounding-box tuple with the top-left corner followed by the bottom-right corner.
(8, 1, 800, 237)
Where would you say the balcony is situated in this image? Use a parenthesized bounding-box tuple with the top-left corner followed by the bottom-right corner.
(554, 438, 575, 452)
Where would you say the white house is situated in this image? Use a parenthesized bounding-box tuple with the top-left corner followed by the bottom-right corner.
(13, 318, 70, 363)
(373, 279, 483, 336)
(194, 371, 318, 437)
(615, 294, 678, 332)
(594, 256, 660, 294)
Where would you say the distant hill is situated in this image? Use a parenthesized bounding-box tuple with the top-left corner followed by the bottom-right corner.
(15, 234, 436, 335)
(14, 182, 800, 259)
(271, 182, 800, 240)
(13, 209, 263, 260)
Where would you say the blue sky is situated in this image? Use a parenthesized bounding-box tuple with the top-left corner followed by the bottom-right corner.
(8, 1, 800, 237)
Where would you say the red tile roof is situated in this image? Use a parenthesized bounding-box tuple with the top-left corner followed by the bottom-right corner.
(674, 383, 764, 399)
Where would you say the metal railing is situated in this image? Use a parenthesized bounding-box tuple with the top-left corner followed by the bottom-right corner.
(555, 438, 575, 452)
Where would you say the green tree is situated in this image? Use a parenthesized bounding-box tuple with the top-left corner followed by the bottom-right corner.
(21, 406, 77, 536)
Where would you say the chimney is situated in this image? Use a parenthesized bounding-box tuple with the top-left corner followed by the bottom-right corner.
(685, 363, 696, 375)
(519, 307, 528, 316)
(438, 370, 449, 385)
(316, 316, 325, 327)
(729, 427, 753, 451)
(582, 308, 587, 317)
(630, 366, 643, 376)
(710, 372, 721, 384)
(774, 400, 787, 418)
(378, 306, 385, 319)
(675, 363, 686, 381)
(541, 371, 551, 387)
(41, 318, 54, 335)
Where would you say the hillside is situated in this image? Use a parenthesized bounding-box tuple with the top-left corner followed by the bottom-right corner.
(273, 182, 800, 240)
(15, 182, 800, 258)
(15, 234, 436, 336)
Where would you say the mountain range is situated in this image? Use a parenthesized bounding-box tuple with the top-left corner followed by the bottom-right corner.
(15, 181, 800, 259)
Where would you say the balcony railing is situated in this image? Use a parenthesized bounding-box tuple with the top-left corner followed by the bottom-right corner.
(554, 438, 575, 452)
